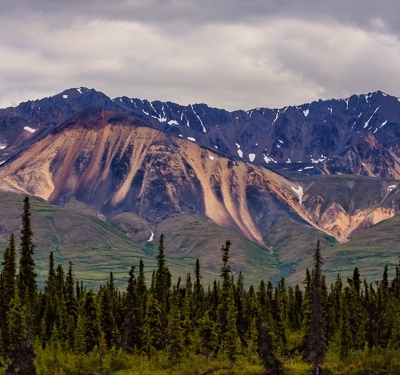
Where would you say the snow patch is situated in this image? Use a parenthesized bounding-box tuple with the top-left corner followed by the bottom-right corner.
(263, 154, 276, 163)
(209, 155, 215, 161)
(311, 155, 326, 164)
(286, 158, 291, 163)
(149, 101, 157, 113)
(0, 161, 4, 165)
(345, 98, 350, 110)
(77, 88, 82, 94)
(63, 94, 68, 99)
(187, 137, 196, 142)
(142, 110, 149, 115)
(291, 185, 304, 205)
(304, 166, 314, 170)
(191, 105, 206, 133)
(278, 139, 284, 144)
(249, 153, 256, 162)
(238, 149, 243, 158)
(236, 143, 241, 148)
(24, 126, 36, 133)
(272, 110, 280, 125)
(388, 185, 397, 192)
(380, 120, 388, 128)
(0, 145, 6, 149)
(214, 145, 218, 149)
(363, 107, 380, 128)
(179, 134, 183, 137)
(303, 109, 309, 117)
(148, 232, 154, 242)
(168, 120, 179, 126)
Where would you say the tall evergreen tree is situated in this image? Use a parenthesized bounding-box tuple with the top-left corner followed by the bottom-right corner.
(167, 290, 184, 364)
(142, 293, 163, 356)
(6, 284, 36, 375)
(1, 233, 16, 311)
(218, 239, 233, 350)
(198, 310, 218, 363)
(82, 289, 100, 352)
(225, 296, 241, 366)
(0, 233, 16, 357)
(122, 265, 140, 352)
(304, 240, 327, 375)
(154, 234, 171, 350)
(18, 197, 37, 306)
(258, 324, 284, 375)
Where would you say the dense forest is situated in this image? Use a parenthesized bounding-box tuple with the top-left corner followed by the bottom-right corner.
(1, 198, 400, 375)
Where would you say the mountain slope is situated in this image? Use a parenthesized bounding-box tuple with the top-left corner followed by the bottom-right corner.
(0, 108, 319, 245)
(2, 88, 400, 178)
(1, 89, 400, 286)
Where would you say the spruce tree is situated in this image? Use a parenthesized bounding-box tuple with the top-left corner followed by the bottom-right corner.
(182, 281, 194, 352)
(304, 240, 327, 375)
(218, 239, 233, 350)
(1, 233, 16, 311)
(6, 285, 36, 375)
(225, 296, 241, 366)
(154, 234, 171, 350)
(167, 290, 184, 364)
(64, 261, 78, 323)
(18, 197, 37, 306)
(122, 265, 140, 352)
(258, 324, 284, 375)
(98, 286, 119, 348)
(142, 293, 163, 357)
(198, 310, 218, 363)
(82, 289, 100, 352)
(1, 233, 16, 357)
(74, 314, 86, 354)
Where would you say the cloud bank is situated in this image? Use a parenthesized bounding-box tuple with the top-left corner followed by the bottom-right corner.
(1, 0, 399, 110)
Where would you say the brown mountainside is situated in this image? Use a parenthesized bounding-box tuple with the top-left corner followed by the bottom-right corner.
(1, 108, 400, 284)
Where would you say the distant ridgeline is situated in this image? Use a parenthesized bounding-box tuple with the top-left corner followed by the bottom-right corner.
(1, 197, 400, 375)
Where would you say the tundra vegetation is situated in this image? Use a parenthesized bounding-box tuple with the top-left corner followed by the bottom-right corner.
(1, 198, 400, 374)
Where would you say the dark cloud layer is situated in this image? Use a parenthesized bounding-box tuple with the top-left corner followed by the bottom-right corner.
(0, 0, 399, 109)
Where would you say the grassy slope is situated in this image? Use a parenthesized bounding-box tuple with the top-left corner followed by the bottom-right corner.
(263, 216, 337, 283)
(287, 214, 400, 285)
(1, 189, 400, 289)
(0, 192, 154, 289)
(133, 212, 279, 286)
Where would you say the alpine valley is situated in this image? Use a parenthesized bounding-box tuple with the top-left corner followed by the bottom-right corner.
(1, 87, 400, 287)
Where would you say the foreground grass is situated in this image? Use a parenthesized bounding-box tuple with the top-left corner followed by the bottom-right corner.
(1, 344, 400, 374)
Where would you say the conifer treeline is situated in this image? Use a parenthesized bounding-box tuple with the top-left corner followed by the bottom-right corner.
(1, 197, 400, 374)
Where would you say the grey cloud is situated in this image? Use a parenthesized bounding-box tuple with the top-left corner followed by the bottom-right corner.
(0, 0, 399, 110)
(3, 0, 400, 33)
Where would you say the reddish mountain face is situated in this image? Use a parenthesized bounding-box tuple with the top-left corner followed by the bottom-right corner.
(1, 106, 400, 248)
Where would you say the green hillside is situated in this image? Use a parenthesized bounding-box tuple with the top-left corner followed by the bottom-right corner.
(287, 214, 400, 285)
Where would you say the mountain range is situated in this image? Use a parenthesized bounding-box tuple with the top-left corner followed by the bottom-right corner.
(1, 88, 400, 286)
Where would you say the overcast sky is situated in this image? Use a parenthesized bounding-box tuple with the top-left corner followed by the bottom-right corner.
(1, 0, 400, 110)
